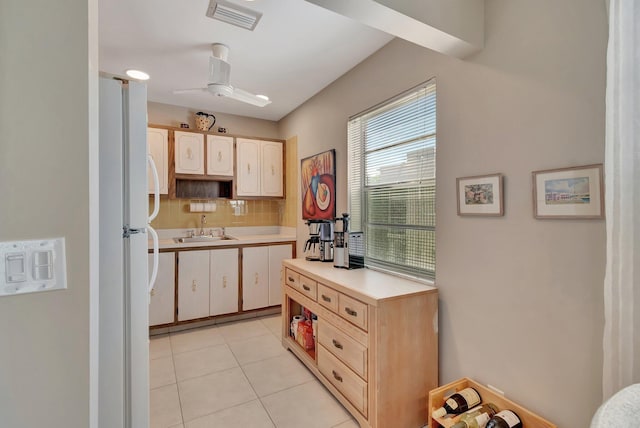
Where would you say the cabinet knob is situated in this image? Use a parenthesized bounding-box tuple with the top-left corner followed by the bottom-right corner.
(321, 295, 331, 302)
(345, 307, 357, 317)
(223, 276, 227, 288)
(303, 284, 310, 291)
(186, 147, 194, 160)
(192, 280, 197, 292)
(255, 273, 259, 284)
(332, 339, 343, 350)
(217, 151, 222, 161)
(271, 165, 275, 175)
(332, 370, 343, 382)
(247, 163, 251, 174)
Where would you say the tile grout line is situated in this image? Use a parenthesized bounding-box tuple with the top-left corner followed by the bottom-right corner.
(169, 334, 187, 428)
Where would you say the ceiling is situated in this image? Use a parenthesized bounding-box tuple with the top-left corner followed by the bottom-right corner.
(99, 0, 393, 121)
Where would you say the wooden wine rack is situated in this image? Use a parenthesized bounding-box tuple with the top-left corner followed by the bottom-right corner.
(428, 377, 556, 428)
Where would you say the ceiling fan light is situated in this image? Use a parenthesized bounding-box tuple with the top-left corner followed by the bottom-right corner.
(125, 69, 150, 80)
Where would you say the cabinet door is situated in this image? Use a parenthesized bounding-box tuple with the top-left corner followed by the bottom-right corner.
(242, 246, 269, 311)
(261, 142, 283, 197)
(207, 135, 234, 176)
(177, 251, 209, 321)
(147, 128, 169, 194)
(236, 138, 261, 196)
(268, 244, 292, 306)
(174, 131, 204, 175)
(148, 252, 175, 326)
(210, 248, 239, 316)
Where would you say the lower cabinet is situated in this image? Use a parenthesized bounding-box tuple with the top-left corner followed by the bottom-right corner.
(209, 248, 239, 316)
(149, 252, 175, 326)
(243, 244, 293, 311)
(150, 242, 294, 328)
(177, 250, 210, 321)
(242, 247, 270, 311)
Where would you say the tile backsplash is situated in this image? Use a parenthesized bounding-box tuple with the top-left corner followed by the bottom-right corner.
(149, 197, 285, 230)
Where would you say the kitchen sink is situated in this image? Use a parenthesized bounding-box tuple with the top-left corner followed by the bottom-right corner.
(173, 235, 237, 243)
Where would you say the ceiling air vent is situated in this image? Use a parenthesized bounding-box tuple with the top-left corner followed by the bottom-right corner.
(206, 0, 262, 31)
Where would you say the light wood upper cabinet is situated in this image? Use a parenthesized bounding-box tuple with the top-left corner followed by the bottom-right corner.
(174, 131, 204, 175)
(261, 141, 284, 197)
(236, 138, 284, 198)
(209, 248, 239, 316)
(206, 135, 234, 176)
(177, 250, 210, 321)
(148, 252, 175, 326)
(147, 128, 168, 194)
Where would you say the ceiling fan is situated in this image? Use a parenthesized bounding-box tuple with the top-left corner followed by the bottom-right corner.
(173, 43, 271, 107)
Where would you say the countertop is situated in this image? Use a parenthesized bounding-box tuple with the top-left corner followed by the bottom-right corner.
(149, 226, 296, 250)
(283, 258, 437, 306)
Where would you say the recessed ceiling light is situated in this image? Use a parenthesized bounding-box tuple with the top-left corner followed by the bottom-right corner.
(125, 69, 150, 80)
(256, 94, 269, 101)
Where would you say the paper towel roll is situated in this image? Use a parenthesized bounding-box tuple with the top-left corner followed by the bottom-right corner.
(291, 315, 304, 340)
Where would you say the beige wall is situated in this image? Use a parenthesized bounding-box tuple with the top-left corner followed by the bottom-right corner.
(0, 0, 94, 427)
(148, 101, 280, 139)
(279, 1, 607, 426)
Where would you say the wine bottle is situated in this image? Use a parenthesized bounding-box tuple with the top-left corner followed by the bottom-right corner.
(432, 387, 482, 418)
(485, 410, 523, 428)
(451, 403, 499, 428)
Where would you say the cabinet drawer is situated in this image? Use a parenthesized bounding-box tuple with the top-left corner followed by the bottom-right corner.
(318, 345, 368, 417)
(317, 283, 339, 312)
(299, 274, 317, 301)
(285, 269, 299, 289)
(338, 294, 368, 331)
(318, 320, 367, 379)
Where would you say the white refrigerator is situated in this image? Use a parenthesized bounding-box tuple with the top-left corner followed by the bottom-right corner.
(98, 76, 160, 428)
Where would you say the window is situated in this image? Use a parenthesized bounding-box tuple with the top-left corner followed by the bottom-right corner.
(348, 79, 436, 280)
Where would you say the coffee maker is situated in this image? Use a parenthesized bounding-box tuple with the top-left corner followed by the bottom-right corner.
(318, 222, 334, 262)
(334, 213, 364, 269)
(304, 221, 321, 261)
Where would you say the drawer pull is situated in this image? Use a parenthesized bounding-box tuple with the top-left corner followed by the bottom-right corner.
(332, 339, 343, 350)
(288, 276, 295, 282)
(321, 295, 331, 302)
(345, 307, 358, 317)
(303, 285, 311, 291)
(332, 370, 343, 382)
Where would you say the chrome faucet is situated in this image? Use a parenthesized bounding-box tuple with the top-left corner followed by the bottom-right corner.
(199, 215, 207, 236)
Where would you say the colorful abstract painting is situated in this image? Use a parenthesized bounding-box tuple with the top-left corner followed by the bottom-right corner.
(301, 149, 336, 220)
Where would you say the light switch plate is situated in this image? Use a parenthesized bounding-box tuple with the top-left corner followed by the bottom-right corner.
(0, 238, 67, 296)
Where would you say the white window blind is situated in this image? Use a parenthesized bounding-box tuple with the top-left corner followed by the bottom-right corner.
(348, 79, 436, 280)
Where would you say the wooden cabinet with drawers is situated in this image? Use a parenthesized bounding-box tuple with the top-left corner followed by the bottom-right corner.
(281, 259, 438, 428)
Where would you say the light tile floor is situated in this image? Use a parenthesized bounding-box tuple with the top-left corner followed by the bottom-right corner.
(149, 315, 360, 428)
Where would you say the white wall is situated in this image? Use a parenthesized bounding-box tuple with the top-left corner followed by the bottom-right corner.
(0, 0, 95, 427)
(279, 1, 607, 426)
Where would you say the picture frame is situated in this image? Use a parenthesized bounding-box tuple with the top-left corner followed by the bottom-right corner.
(456, 173, 504, 216)
(532, 164, 604, 219)
(301, 149, 336, 220)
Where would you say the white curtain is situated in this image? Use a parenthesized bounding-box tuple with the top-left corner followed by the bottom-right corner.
(601, 0, 640, 400)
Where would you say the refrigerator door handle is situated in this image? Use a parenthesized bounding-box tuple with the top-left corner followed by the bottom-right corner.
(147, 225, 159, 294)
(148, 154, 160, 223)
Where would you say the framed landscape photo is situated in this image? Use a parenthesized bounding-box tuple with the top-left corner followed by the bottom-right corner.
(456, 173, 504, 216)
(532, 164, 604, 219)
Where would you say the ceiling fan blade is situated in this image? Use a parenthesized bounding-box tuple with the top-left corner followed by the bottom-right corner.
(172, 88, 208, 94)
(229, 87, 271, 107)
